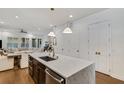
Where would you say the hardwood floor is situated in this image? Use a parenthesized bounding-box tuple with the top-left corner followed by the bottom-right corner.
(0, 68, 34, 84)
(96, 71, 124, 84)
(0, 69, 123, 84)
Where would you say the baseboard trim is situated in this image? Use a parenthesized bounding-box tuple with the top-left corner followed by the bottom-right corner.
(111, 73, 124, 81)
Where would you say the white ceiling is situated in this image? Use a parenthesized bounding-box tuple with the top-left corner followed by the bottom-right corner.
(0, 8, 107, 36)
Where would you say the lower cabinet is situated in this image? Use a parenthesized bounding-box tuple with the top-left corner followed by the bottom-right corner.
(38, 64, 46, 84)
(32, 60, 39, 83)
(28, 56, 46, 84)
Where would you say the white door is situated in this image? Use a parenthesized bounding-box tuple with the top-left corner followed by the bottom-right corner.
(88, 22, 111, 75)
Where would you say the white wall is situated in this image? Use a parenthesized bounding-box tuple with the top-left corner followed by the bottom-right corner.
(43, 9, 124, 81)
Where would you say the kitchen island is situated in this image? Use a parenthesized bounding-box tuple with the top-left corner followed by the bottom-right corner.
(29, 52, 95, 84)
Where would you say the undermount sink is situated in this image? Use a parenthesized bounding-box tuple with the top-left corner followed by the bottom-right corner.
(39, 56, 56, 62)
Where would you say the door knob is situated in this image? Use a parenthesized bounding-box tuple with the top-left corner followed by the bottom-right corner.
(95, 52, 101, 55)
(95, 52, 98, 55)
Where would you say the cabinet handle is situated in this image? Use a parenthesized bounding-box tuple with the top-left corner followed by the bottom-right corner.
(95, 52, 98, 55)
(98, 52, 101, 55)
(95, 52, 101, 55)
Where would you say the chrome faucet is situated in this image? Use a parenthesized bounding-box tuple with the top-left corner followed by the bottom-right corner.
(47, 37, 57, 58)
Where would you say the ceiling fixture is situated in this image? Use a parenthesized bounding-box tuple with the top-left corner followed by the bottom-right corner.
(48, 26, 56, 37)
(48, 31, 55, 37)
(63, 22, 72, 34)
(50, 24, 53, 27)
(69, 15, 73, 18)
(15, 16, 19, 19)
(50, 8, 55, 11)
(48, 9, 56, 37)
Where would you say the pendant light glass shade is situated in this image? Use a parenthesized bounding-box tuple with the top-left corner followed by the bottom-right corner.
(63, 27, 72, 33)
(63, 22, 72, 34)
(48, 31, 55, 37)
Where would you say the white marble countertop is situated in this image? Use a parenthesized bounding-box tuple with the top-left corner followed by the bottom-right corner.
(7, 50, 33, 57)
(29, 52, 94, 78)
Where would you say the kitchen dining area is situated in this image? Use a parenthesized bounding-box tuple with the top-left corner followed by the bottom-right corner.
(0, 8, 124, 84)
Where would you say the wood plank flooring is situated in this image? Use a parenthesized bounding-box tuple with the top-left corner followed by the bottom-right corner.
(0, 68, 123, 84)
(0, 68, 34, 84)
(96, 71, 124, 84)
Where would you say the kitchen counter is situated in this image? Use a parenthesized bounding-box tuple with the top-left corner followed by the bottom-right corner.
(0, 50, 33, 72)
(29, 52, 95, 83)
(7, 50, 33, 68)
(7, 50, 33, 56)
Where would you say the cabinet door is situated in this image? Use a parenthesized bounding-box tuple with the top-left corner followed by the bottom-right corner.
(32, 61, 39, 83)
(88, 24, 99, 70)
(21, 53, 28, 68)
(29, 60, 33, 77)
(38, 66, 46, 84)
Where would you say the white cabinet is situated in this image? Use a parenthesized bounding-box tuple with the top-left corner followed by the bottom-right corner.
(0, 55, 14, 71)
(20, 53, 29, 68)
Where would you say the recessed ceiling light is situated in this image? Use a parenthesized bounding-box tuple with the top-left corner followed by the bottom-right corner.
(69, 15, 73, 18)
(0, 21, 4, 24)
(50, 24, 53, 27)
(15, 16, 19, 19)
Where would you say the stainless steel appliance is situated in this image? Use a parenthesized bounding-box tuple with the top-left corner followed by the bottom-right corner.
(45, 69, 65, 84)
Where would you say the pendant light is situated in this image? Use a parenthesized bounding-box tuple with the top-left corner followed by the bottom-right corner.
(48, 31, 55, 37)
(63, 22, 72, 33)
(48, 26, 56, 37)
(48, 9, 56, 37)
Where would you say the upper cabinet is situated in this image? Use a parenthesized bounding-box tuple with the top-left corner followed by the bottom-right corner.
(6, 37, 42, 49)
(7, 37, 19, 49)
(32, 38, 36, 48)
(21, 38, 29, 48)
(37, 39, 42, 48)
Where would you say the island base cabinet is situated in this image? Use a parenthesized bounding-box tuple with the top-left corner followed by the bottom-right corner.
(38, 67, 46, 84)
(29, 56, 46, 84)
(33, 65, 39, 84)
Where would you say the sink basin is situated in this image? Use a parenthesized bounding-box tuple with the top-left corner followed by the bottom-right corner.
(39, 56, 56, 62)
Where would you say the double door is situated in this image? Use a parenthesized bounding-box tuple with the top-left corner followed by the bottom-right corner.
(88, 22, 111, 75)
